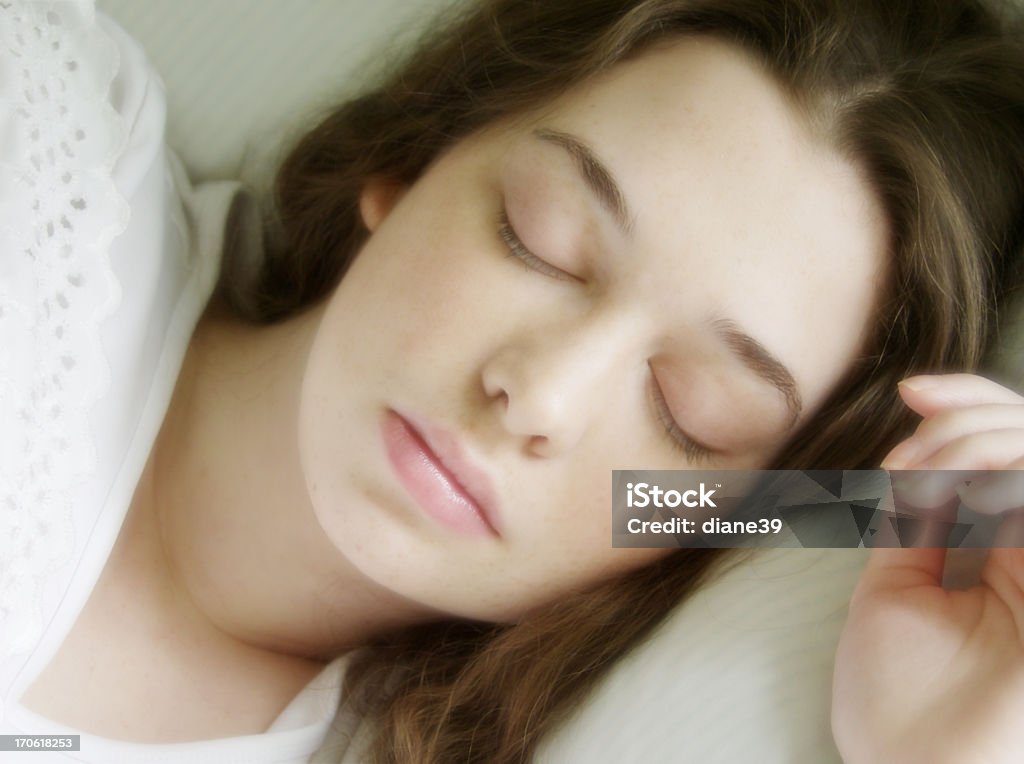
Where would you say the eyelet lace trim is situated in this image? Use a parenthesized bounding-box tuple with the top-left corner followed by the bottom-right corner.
(0, 0, 129, 661)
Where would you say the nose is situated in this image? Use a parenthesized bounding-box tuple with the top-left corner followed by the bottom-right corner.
(481, 314, 632, 458)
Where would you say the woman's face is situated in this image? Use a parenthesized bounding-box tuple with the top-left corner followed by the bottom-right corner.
(298, 37, 887, 622)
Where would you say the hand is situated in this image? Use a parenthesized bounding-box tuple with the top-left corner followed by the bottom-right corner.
(831, 373, 1024, 764)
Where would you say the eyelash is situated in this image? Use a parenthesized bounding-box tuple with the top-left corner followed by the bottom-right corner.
(649, 375, 717, 465)
(496, 208, 718, 465)
(497, 209, 575, 282)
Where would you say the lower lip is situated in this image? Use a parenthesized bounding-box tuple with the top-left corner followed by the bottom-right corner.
(380, 410, 497, 538)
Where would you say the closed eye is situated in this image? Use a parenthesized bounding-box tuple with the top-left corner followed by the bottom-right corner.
(497, 208, 577, 282)
(648, 369, 718, 465)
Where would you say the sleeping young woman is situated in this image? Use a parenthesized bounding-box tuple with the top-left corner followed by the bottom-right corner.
(3, 0, 1024, 762)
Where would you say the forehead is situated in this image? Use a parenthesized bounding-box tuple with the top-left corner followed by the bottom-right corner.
(495, 36, 888, 421)
(540, 36, 841, 230)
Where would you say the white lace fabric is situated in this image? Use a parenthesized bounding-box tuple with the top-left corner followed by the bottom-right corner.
(0, 0, 130, 661)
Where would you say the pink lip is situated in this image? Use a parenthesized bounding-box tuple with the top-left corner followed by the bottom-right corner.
(381, 409, 503, 538)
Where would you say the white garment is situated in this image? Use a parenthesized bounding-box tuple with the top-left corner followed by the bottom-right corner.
(0, 2, 347, 761)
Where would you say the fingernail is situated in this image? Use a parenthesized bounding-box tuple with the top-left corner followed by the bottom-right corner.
(899, 376, 940, 393)
(881, 440, 920, 470)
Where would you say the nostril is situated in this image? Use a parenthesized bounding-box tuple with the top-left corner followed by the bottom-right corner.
(485, 376, 510, 409)
(482, 365, 512, 408)
(527, 434, 552, 458)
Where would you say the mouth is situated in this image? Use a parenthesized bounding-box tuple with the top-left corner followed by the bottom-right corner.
(380, 409, 503, 538)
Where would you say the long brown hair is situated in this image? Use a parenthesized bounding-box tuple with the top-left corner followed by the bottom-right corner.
(217, 0, 1024, 761)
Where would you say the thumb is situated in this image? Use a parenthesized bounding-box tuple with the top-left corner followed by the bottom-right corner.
(852, 492, 960, 605)
(852, 547, 948, 608)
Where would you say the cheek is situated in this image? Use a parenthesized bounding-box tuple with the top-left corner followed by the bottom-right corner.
(507, 477, 629, 583)
(356, 217, 510, 346)
(295, 329, 362, 546)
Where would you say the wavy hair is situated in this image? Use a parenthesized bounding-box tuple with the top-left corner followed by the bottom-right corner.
(216, 0, 1024, 761)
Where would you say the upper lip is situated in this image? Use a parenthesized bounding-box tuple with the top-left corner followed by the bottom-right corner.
(396, 409, 504, 536)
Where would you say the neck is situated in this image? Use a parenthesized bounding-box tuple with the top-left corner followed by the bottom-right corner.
(136, 292, 441, 662)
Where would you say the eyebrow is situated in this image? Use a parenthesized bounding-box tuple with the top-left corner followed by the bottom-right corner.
(534, 128, 635, 235)
(711, 317, 803, 427)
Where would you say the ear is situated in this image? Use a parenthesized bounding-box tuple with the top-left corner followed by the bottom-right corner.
(359, 177, 409, 233)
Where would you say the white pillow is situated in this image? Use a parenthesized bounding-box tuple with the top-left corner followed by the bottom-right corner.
(95, 0, 449, 184)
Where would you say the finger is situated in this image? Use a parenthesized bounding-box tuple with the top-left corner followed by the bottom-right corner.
(957, 456, 1024, 516)
(990, 508, 1024, 548)
(913, 428, 1024, 471)
(980, 519, 1024, 616)
(890, 468, 981, 510)
(853, 490, 959, 603)
(881, 404, 1024, 469)
(897, 373, 1024, 419)
(852, 547, 949, 606)
(881, 438, 917, 470)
